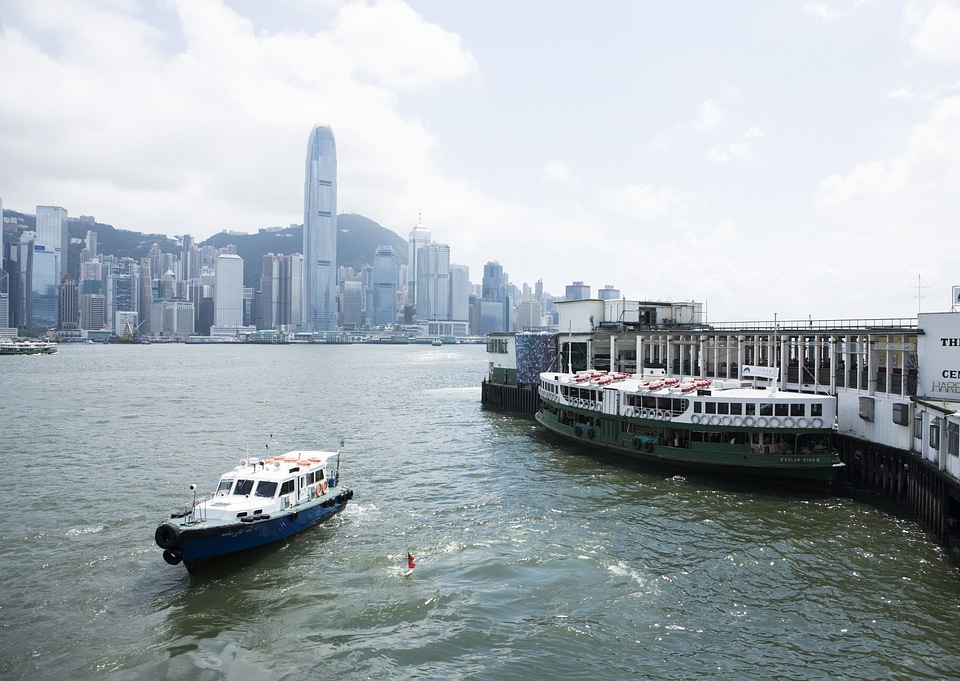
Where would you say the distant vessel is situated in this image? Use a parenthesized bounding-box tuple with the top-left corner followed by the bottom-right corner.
(0, 340, 58, 355)
(535, 368, 843, 483)
(431, 338, 443, 346)
(154, 446, 353, 573)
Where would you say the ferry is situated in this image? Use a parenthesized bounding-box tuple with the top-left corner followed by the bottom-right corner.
(535, 368, 843, 483)
(154, 446, 353, 573)
(0, 340, 58, 355)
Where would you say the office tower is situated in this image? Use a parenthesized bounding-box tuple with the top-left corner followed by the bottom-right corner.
(417, 242, 450, 321)
(214, 253, 244, 332)
(340, 277, 363, 328)
(518, 299, 541, 331)
(407, 217, 431, 311)
(450, 264, 470, 324)
(260, 253, 282, 330)
(565, 281, 591, 300)
(58, 274, 79, 330)
(35, 205, 68, 284)
(31, 244, 57, 331)
(482, 261, 504, 301)
(0, 196, 7, 330)
(303, 124, 338, 332)
(105, 259, 140, 332)
(181, 235, 197, 281)
(598, 284, 621, 300)
(260, 253, 302, 330)
(371, 245, 398, 326)
(139, 257, 153, 334)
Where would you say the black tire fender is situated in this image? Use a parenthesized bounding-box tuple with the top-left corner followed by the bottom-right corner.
(155, 522, 181, 550)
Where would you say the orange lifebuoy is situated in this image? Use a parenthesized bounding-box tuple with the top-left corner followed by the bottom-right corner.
(315, 479, 328, 496)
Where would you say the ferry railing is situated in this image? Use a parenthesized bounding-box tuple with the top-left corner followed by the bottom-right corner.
(706, 318, 918, 332)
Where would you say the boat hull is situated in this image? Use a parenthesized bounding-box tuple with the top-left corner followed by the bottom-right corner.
(157, 488, 353, 573)
(535, 409, 841, 484)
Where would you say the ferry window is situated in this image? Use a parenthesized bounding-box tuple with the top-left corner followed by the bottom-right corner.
(705, 403, 717, 414)
(234, 479, 254, 496)
(255, 481, 278, 498)
(744, 403, 755, 416)
(947, 422, 960, 457)
(791, 404, 805, 417)
(280, 480, 295, 495)
(718, 403, 729, 415)
(759, 403, 773, 416)
(775, 404, 789, 417)
(694, 402, 702, 414)
(730, 403, 743, 416)
(217, 479, 233, 494)
(811, 404, 823, 417)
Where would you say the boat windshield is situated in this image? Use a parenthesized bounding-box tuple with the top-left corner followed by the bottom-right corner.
(255, 481, 278, 498)
(217, 479, 233, 494)
(234, 479, 254, 496)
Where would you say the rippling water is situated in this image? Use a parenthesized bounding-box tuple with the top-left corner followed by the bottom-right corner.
(2, 343, 960, 680)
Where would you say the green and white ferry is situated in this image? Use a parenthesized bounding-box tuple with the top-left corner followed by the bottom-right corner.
(535, 367, 843, 483)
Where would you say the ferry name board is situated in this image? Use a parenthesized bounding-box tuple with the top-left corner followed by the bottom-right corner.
(918, 312, 960, 400)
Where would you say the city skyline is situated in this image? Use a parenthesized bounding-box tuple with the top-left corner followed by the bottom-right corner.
(2, 2, 959, 322)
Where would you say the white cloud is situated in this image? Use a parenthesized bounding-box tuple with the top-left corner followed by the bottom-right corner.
(597, 184, 691, 222)
(888, 86, 915, 99)
(542, 160, 572, 184)
(694, 100, 725, 133)
(803, 0, 871, 22)
(908, 0, 960, 64)
(706, 127, 763, 162)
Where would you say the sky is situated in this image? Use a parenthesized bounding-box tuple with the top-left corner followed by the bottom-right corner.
(1, 0, 959, 322)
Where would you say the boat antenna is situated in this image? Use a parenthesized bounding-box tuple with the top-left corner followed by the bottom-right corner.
(336, 436, 344, 483)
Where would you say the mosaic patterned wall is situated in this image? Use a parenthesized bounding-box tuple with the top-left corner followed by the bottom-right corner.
(516, 332, 558, 385)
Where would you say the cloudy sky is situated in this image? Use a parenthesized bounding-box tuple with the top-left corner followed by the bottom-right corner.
(2, 0, 959, 321)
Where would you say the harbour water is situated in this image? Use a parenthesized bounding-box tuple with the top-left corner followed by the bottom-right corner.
(2, 343, 960, 680)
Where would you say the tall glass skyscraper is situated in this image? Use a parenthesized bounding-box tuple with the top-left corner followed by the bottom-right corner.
(303, 125, 338, 332)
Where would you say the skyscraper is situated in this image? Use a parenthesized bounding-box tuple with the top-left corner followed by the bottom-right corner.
(302, 125, 338, 332)
(213, 253, 244, 333)
(35, 205, 68, 284)
(407, 217, 431, 311)
(372, 245, 398, 326)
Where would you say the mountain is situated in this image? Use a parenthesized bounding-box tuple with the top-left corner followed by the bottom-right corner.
(16, 211, 411, 290)
(202, 213, 408, 289)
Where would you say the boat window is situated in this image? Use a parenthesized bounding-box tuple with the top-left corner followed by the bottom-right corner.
(694, 402, 702, 414)
(791, 404, 805, 417)
(279, 479, 295, 495)
(705, 402, 717, 414)
(730, 403, 743, 416)
(811, 403, 824, 417)
(718, 403, 729, 415)
(745, 403, 756, 416)
(255, 481, 278, 498)
(759, 403, 773, 416)
(234, 479, 254, 496)
(217, 479, 233, 494)
(775, 404, 789, 417)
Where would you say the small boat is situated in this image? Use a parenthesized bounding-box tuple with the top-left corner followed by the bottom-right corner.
(154, 445, 353, 573)
(536, 369, 844, 484)
(431, 338, 443, 346)
(0, 340, 58, 355)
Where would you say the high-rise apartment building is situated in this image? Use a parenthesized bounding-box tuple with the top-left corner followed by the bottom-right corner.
(303, 125, 338, 332)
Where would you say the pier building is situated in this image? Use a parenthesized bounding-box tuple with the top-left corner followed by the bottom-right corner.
(483, 297, 960, 551)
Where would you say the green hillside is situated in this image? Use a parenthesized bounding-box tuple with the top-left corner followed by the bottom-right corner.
(22, 211, 409, 290)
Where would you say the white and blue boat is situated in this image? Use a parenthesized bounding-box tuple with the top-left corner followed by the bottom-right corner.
(154, 446, 353, 573)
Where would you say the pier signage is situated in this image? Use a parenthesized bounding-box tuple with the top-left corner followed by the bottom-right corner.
(918, 312, 960, 399)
